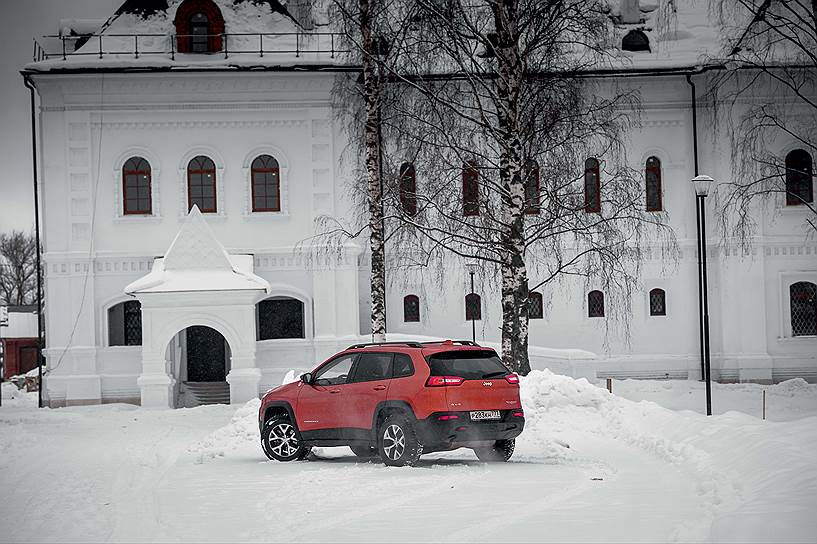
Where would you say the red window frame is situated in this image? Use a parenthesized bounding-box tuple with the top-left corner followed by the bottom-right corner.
(524, 160, 540, 215)
(174, 0, 225, 54)
(785, 149, 814, 206)
(584, 158, 600, 213)
(187, 155, 217, 213)
(646, 156, 662, 212)
(403, 294, 420, 322)
(399, 162, 417, 216)
(122, 157, 152, 215)
(463, 161, 480, 216)
(251, 155, 281, 212)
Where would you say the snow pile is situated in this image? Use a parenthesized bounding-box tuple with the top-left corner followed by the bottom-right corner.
(187, 398, 261, 463)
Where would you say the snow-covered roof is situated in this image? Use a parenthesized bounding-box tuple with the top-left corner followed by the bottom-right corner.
(124, 206, 270, 295)
(0, 307, 38, 339)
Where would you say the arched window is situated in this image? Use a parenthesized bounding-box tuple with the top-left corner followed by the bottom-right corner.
(187, 155, 217, 213)
(257, 297, 305, 340)
(645, 156, 662, 211)
(785, 149, 814, 206)
(108, 300, 142, 346)
(529, 291, 543, 319)
(403, 294, 420, 322)
(174, 0, 225, 54)
(465, 292, 482, 320)
(588, 290, 604, 318)
(584, 158, 601, 213)
(790, 282, 816, 336)
(622, 30, 650, 52)
(122, 157, 152, 215)
(649, 288, 666, 316)
(463, 161, 480, 216)
(251, 155, 281, 212)
(524, 160, 540, 214)
(399, 162, 417, 216)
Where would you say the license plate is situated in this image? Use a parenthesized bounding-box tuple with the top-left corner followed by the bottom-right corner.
(470, 410, 501, 421)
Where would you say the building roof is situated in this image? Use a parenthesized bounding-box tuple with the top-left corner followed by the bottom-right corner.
(124, 206, 270, 295)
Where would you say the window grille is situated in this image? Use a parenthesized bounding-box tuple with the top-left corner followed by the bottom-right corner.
(588, 290, 605, 318)
(403, 294, 420, 322)
(649, 288, 666, 316)
(790, 282, 816, 336)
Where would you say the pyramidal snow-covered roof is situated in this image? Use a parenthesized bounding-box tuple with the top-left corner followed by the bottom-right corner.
(124, 206, 270, 295)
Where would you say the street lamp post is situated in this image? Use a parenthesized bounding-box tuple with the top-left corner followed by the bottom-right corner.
(465, 263, 480, 343)
(692, 174, 714, 416)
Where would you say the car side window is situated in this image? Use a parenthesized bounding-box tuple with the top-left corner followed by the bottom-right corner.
(314, 354, 356, 386)
(392, 353, 415, 378)
(350, 352, 393, 383)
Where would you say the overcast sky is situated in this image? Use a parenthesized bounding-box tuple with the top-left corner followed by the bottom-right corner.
(0, 0, 120, 235)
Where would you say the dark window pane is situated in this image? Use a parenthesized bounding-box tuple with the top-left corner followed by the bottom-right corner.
(646, 156, 662, 211)
(427, 350, 509, 380)
(584, 158, 600, 213)
(251, 155, 281, 212)
(588, 290, 605, 317)
(392, 353, 414, 378)
(400, 162, 417, 216)
(124, 300, 142, 345)
(258, 298, 305, 339)
(529, 291, 543, 319)
(649, 288, 666, 316)
(123, 156, 151, 214)
(463, 162, 479, 216)
(314, 354, 355, 386)
(790, 282, 816, 336)
(403, 295, 420, 322)
(785, 150, 814, 205)
(465, 292, 482, 320)
(351, 353, 393, 383)
(524, 160, 540, 214)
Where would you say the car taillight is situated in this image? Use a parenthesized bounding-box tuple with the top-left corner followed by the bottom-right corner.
(437, 414, 459, 421)
(512, 411, 524, 418)
(505, 373, 520, 384)
(425, 375, 465, 387)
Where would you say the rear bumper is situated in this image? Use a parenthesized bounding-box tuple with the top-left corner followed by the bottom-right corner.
(415, 410, 524, 448)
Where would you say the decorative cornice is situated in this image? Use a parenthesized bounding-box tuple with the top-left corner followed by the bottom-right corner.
(91, 119, 308, 130)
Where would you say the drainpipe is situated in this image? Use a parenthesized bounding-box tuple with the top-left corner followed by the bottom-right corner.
(686, 73, 705, 382)
(23, 74, 45, 409)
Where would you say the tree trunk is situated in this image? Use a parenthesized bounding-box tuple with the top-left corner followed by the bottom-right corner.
(493, 0, 531, 375)
(360, 0, 387, 342)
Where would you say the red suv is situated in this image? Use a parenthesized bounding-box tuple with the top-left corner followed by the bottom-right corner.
(258, 340, 525, 466)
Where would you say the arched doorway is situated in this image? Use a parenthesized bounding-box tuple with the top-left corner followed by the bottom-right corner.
(167, 325, 232, 407)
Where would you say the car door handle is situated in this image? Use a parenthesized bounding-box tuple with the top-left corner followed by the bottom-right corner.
(329, 389, 341, 394)
(373, 385, 387, 391)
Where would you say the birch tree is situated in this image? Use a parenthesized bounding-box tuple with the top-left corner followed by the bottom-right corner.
(377, 0, 675, 373)
(710, 0, 817, 238)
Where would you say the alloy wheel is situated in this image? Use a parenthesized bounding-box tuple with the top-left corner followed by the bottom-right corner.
(382, 424, 406, 460)
(268, 422, 299, 458)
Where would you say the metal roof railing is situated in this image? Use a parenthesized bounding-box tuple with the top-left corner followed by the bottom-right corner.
(32, 31, 348, 62)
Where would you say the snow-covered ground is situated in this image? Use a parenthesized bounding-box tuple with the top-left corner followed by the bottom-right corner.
(1, 374, 815, 543)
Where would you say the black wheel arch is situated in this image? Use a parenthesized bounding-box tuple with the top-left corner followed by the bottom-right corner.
(370, 400, 416, 441)
(261, 401, 298, 432)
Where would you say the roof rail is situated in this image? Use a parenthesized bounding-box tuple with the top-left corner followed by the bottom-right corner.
(346, 341, 425, 349)
(420, 340, 480, 346)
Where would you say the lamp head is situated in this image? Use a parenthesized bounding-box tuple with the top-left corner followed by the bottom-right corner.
(692, 174, 715, 197)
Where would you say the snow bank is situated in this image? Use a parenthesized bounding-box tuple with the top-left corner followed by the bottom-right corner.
(187, 398, 261, 463)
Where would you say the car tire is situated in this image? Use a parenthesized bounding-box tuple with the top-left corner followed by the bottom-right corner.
(378, 414, 423, 467)
(350, 444, 377, 458)
(474, 439, 515, 462)
(261, 416, 310, 462)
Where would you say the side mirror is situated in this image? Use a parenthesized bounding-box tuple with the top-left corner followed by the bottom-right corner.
(300, 372, 314, 385)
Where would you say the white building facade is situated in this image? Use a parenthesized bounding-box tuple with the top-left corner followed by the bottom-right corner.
(23, 0, 816, 407)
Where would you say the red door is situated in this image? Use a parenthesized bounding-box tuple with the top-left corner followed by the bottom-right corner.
(296, 353, 356, 434)
(341, 352, 393, 433)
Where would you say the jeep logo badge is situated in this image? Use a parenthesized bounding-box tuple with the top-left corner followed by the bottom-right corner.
(483, 381, 493, 386)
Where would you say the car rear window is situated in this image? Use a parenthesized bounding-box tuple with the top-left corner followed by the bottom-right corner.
(426, 350, 510, 380)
